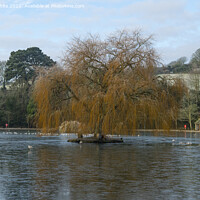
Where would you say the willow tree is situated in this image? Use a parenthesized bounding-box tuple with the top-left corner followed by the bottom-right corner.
(34, 30, 185, 136)
(33, 67, 75, 133)
(64, 30, 185, 136)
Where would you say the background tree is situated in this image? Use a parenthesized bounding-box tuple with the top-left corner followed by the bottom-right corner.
(0, 85, 29, 127)
(5, 47, 56, 85)
(190, 48, 200, 70)
(166, 57, 191, 73)
(27, 98, 37, 128)
(179, 90, 198, 129)
(178, 72, 200, 129)
(0, 61, 7, 90)
(0, 47, 56, 128)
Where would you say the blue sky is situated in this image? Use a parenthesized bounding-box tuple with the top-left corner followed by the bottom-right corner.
(0, 0, 199, 64)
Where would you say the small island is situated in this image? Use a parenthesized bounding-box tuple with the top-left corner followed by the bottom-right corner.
(68, 136, 123, 143)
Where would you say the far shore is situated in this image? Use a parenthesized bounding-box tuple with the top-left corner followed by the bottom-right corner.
(136, 129, 200, 133)
(0, 128, 199, 133)
(0, 128, 41, 131)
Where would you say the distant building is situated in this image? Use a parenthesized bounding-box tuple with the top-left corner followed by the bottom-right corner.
(158, 73, 200, 90)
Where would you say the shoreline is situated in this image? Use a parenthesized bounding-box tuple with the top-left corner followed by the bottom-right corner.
(136, 129, 200, 133)
(0, 128, 199, 134)
(0, 128, 41, 131)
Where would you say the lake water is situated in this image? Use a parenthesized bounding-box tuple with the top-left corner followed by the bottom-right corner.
(0, 130, 200, 200)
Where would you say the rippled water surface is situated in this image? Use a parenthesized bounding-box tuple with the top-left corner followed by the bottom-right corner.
(1, 130, 200, 200)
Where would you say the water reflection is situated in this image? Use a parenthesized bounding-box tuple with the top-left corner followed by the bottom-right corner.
(0, 131, 200, 199)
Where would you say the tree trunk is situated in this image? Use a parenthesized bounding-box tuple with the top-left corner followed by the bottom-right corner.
(175, 119, 177, 130)
(3, 79, 6, 90)
(94, 116, 104, 139)
(98, 118, 103, 139)
(189, 111, 192, 130)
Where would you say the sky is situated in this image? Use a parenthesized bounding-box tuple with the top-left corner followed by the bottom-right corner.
(0, 0, 199, 64)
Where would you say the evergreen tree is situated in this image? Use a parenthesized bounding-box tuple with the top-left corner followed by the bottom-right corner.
(5, 47, 56, 84)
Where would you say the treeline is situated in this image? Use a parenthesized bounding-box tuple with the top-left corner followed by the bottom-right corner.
(156, 48, 200, 74)
(0, 30, 198, 133)
(155, 48, 200, 130)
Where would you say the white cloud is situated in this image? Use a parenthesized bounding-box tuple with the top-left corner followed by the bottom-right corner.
(0, 0, 199, 64)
